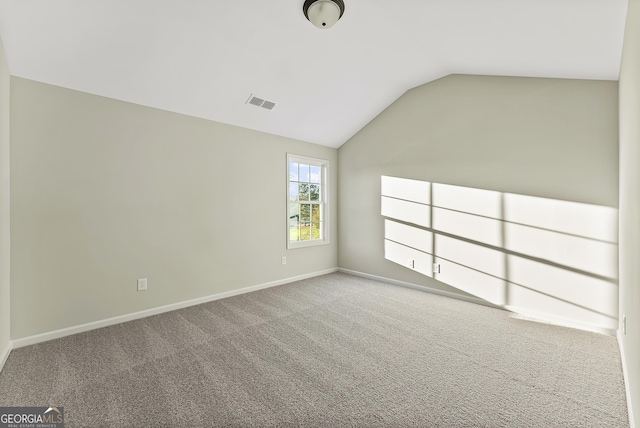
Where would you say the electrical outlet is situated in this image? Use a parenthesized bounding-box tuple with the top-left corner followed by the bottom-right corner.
(408, 259, 414, 269)
(433, 263, 441, 274)
(623, 314, 627, 335)
(281, 256, 287, 265)
(137, 278, 148, 291)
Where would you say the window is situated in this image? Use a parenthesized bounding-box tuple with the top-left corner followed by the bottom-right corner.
(287, 154, 329, 249)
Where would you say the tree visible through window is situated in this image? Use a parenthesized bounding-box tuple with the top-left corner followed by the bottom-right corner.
(287, 154, 328, 248)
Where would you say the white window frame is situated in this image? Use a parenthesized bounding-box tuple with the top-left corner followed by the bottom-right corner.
(287, 153, 330, 249)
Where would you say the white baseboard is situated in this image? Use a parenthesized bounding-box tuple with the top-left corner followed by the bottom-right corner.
(0, 341, 11, 373)
(339, 268, 616, 336)
(338, 268, 500, 309)
(618, 330, 636, 428)
(12, 268, 338, 349)
(505, 305, 617, 336)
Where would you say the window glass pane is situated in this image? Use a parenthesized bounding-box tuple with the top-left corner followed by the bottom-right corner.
(289, 204, 300, 222)
(289, 183, 299, 201)
(290, 225, 300, 242)
(311, 204, 320, 222)
(310, 184, 320, 201)
(287, 155, 328, 247)
(300, 223, 311, 241)
(299, 183, 310, 201)
(300, 164, 310, 183)
(301, 204, 310, 222)
(289, 162, 299, 181)
(310, 165, 321, 183)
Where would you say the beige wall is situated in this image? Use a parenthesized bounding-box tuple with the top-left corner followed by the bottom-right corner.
(10, 77, 337, 339)
(0, 38, 10, 363)
(619, 0, 640, 424)
(338, 74, 619, 332)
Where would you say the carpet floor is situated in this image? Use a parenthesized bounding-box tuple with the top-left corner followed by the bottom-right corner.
(0, 272, 629, 427)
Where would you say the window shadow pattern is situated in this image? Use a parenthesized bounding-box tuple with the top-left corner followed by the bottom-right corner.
(381, 176, 619, 333)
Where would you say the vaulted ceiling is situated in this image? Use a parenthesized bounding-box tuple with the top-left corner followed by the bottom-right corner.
(0, 0, 628, 148)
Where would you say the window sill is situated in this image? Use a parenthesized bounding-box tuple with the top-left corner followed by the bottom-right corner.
(287, 239, 330, 250)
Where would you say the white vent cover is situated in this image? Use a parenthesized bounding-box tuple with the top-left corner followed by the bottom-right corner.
(246, 94, 277, 110)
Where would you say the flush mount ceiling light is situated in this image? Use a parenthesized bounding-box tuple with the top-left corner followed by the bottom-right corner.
(303, 0, 345, 29)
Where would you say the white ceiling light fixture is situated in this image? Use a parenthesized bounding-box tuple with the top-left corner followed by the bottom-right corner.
(303, 0, 345, 29)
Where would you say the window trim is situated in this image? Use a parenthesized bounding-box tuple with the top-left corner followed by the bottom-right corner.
(286, 153, 330, 249)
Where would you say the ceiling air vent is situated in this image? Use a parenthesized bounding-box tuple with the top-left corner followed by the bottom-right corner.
(246, 94, 277, 111)
(261, 101, 276, 110)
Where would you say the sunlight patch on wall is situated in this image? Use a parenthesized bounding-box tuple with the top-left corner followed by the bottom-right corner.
(432, 183, 502, 218)
(381, 176, 431, 204)
(432, 207, 502, 247)
(381, 197, 431, 228)
(507, 255, 618, 321)
(381, 176, 619, 332)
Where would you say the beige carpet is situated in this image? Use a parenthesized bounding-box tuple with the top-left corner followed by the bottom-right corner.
(0, 272, 629, 427)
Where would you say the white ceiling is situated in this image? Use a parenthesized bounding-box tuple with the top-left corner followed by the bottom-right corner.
(0, 0, 628, 148)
